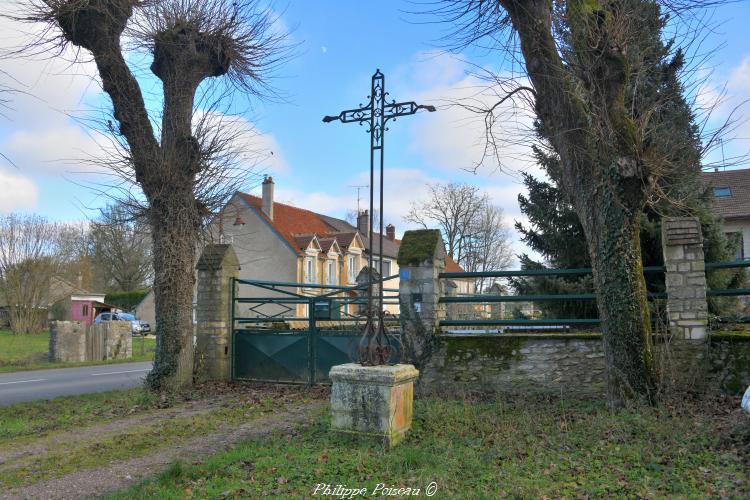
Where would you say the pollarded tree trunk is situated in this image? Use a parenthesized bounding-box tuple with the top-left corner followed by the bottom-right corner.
(146, 189, 201, 389)
(498, 0, 659, 405)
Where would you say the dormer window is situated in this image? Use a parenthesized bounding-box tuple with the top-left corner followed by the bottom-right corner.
(714, 187, 731, 198)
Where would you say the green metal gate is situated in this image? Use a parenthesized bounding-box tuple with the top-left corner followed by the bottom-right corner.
(232, 277, 401, 384)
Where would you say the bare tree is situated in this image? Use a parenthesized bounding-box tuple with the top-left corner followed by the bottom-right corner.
(429, 0, 736, 405)
(11, 0, 288, 389)
(0, 214, 62, 334)
(462, 203, 514, 292)
(405, 182, 513, 281)
(90, 203, 152, 292)
(56, 222, 96, 290)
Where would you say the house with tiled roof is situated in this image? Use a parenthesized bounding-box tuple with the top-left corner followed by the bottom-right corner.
(210, 177, 468, 318)
(701, 168, 750, 259)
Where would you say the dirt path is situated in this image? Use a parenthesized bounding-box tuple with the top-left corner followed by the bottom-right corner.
(2, 400, 326, 500)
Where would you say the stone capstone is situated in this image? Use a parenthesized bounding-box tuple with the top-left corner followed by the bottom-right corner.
(330, 363, 419, 448)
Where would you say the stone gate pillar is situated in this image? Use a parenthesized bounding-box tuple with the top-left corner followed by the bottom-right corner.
(195, 244, 241, 381)
(397, 229, 446, 365)
(661, 217, 708, 340)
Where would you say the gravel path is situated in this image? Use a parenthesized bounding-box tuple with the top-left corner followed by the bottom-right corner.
(2, 400, 326, 500)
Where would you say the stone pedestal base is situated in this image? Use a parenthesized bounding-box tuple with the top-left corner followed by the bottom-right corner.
(330, 363, 419, 448)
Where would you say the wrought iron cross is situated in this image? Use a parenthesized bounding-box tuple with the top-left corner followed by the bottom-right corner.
(323, 69, 435, 366)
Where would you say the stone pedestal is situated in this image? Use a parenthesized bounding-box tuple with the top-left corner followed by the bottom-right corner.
(330, 363, 419, 448)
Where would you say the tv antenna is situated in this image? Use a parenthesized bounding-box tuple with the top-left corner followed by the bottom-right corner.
(349, 184, 368, 213)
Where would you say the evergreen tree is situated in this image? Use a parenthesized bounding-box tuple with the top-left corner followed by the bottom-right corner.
(509, 6, 742, 326)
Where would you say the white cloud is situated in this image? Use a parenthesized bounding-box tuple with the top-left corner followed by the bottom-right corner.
(691, 55, 750, 168)
(0, 2, 105, 185)
(5, 126, 111, 175)
(392, 51, 540, 177)
(0, 168, 38, 212)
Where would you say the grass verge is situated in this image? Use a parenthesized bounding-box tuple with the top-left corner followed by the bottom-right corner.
(0, 383, 325, 491)
(114, 394, 749, 498)
(0, 330, 155, 373)
(0, 398, 278, 489)
(0, 388, 158, 445)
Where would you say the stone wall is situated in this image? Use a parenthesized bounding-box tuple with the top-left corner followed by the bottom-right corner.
(88, 321, 132, 360)
(49, 321, 87, 362)
(49, 320, 132, 362)
(419, 333, 750, 396)
(419, 334, 606, 395)
(707, 334, 750, 394)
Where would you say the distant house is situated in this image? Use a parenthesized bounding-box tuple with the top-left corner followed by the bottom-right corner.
(133, 290, 156, 331)
(214, 177, 469, 318)
(701, 167, 750, 259)
(1, 277, 114, 329)
(135, 177, 470, 322)
(55, 293, 114, 326)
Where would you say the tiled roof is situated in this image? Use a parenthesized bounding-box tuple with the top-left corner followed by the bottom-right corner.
(236, 192, 466, 272)
(701, 168, 750, 220)
(444, 256, 464, 273)
(317, 237, 340, 253)
(239, 193, 338, 252)
(363, 233, 400, 259)
(330, 231, 357, 248)
(293, 235, 317, 251)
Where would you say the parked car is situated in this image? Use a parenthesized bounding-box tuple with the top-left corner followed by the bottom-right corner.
(94, 312, 151, 336)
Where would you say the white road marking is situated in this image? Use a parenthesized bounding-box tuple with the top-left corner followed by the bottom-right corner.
(0, 378, 45, 386)
(90, 368, 151, 377)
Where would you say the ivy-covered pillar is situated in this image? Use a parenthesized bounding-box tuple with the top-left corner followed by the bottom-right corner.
(397, 229, 446, 366)
(195, 244, 241, 381)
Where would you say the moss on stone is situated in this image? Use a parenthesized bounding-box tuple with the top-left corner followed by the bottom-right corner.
(442, 336, 525, 366)
(397, 230, 440, 266)
(710, 332, 750, 341)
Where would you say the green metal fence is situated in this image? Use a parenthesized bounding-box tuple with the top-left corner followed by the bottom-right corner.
(706, 259, 750, 324)
(438, 259, 750, 331)
(232, 275, 401, 384)
(438, 265, 668, 330)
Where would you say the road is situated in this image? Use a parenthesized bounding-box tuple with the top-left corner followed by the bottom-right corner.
(0, 362, 153, 406)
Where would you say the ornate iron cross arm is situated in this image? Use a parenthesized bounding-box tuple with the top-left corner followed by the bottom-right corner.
(384, 102, 437, 121)
(322, 105, 372, 124)
(322, 102, 436, 124)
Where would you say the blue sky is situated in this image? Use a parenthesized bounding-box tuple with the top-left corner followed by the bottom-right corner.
(1, 0, 749, 261)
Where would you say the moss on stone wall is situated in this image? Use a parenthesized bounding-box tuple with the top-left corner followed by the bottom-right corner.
(442, 336, 525, 364)
(710, 332, 750, 341)
(397, 230, 440, 266)
(708, 335, 750, 393)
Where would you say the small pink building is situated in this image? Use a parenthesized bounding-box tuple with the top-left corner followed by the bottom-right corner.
(69, 294, 113, 326)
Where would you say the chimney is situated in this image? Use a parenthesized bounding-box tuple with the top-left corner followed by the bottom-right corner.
(262, 176, 274, 220)
(357, 210, 369, 237)
(386, 224, 395, 241)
